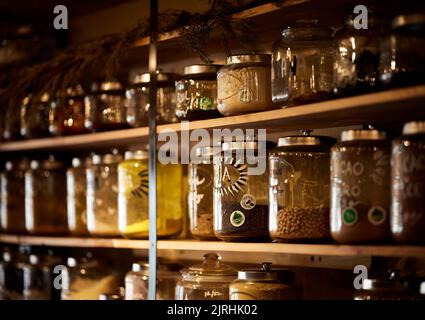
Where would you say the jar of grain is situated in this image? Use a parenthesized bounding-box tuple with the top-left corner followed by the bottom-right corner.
(230, 263, 301, 300)
(330, 129, 391, 243)
(217, 54, 276, 116)
(269, 133, 335, 242)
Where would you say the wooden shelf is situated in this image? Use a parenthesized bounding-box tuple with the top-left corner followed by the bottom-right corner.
(1, 85, 425, 153)
(1, 234, 424, 258)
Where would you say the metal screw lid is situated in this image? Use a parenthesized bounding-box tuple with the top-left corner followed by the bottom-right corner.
(125, 150, 149, 160)
(100, 80, 123, 91)
(341, 129, 386, 142)
(226, 53, 271, 65)
(132, 71, 179, 84)
(392, 14, 425, 29)
(92, 151, 122, 165)
(402, 121, 425, 135)
(183, 64, 222, 76)
(237, 262, 295, 282)
(277, 132, 336, 147)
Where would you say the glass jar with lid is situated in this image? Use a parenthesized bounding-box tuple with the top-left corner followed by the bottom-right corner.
(214, 140, 273, 241)
(175, 64, 222, 120)
(175, 253, 237, 300)
(271, 22, 335, 105)
(269, 133, 335, 242)
(1, 159, 29, 234)
(330, 129, 391, 243)
(118, 150, 183, 238)
(189, 146, 218, 240)
(125, 71, 179, 126)
(2, 96, 26, 141)
(391, 121, 425, 244)
(60, 85, 90, 135)
(125, 261, 181, 300)
(25, 156, 68, 235)
(20, 93, 51, 139)
(380, 14, 425, 88)
(354, 278, 419, 300)
(0, 249, 26, 300)
(230, 263, 301, 300)
(86, 152, 122, 237)
(67, 157, 90, 236)
(84, 81, 128, 132)
(217, 54, 276, 116)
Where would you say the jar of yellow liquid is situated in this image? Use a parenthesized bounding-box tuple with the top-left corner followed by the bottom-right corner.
(118, 150, 183, 238)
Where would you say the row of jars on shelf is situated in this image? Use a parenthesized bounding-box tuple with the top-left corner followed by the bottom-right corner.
(1, 13, 425, 141)
(2, 248, 424, 301)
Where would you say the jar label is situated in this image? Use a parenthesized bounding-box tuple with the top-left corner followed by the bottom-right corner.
(367, 206, 387, 225)
(342, 207, 358, 226)
(240, 194, 256, 210)
(230, 210, 245, 227)
(220, 162, 248, 196)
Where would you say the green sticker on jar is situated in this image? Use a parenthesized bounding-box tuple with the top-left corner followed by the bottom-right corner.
(368, 206, 387, 225)
(230, 210, 245, 227)
(198, 96, 213, 110)
(342, 207, 358, 226)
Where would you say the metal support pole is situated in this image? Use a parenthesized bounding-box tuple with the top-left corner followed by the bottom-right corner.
(148, 0, 158, 301)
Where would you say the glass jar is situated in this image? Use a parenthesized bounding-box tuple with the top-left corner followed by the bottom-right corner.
(214, 140, 272, 241)
(61, 256, 120, 300)
(380, 14, 425, 88)
(125, 71, 179, 126)
(2, 97, 26, 141)
(271, 23, 335, 105)
(125, 261, 181, 300)
(1, 159, 29, 234)
(333, 13, 385, 96)
(60, 85, 90, 135)
(230, 263, 301, 300)
(354, 278, 418, 300)
(189, 146, 218, 240)
(25, 157, 68, 235)
(20, 93, 51, 139)
(87, 152, 122, 237)
(391, 121, 425, 244)
(0, 249, 27, 300)
(84, 81, 128, 132)
(175, 253, 237, 300)
(118, 150, 183, 238)
(67, 157, 90, 236)
(269, 134, 335, 242)
(176, 64, 222, 120)
(217, 54, 275, 116)
(330, 130, 391, 243)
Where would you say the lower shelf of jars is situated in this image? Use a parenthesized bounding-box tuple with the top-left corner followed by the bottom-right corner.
(0, 234, 424, 258)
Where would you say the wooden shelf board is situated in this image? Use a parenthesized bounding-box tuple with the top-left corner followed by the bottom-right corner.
(1, 234, 424, 258)
(1, 85, 425, 153)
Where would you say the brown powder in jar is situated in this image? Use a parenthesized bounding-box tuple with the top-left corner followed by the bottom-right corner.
(191, 213, 216, 240)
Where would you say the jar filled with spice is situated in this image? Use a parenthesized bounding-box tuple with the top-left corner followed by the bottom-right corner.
(25, 156, 68, 235)
(330, 129, 391, 243)
(175, 253, 237, 300)
(391, 121, 425, 244)
(85, 81, 128, 132)
(125, 71, 179, 126)
(87, 152, 122, 237)
(271, 22, 335, 105)
(67, 157, 90, 236)
(217, 54, 275, 116)
(380, 14, 425, 88)
(230, 263, 301, 300)
(20, 93, 51, 139)
(118, 150, 183, 238)
(269, 134, 335, 242)
(214, 140, 273, 241)
(60, 85, 90, 135)
(175, 64, 222, 120)
(1, 159, 29, 234)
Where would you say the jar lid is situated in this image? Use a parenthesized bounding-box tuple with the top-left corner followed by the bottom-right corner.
(237, 262, 295, 282)
(226, 54, 271, 65)
(393, 14, 425, 29)
(5, 158, 29, 171)
(277, 135, 336, 147)
(100, 80, 123, 91)
(30, 156, 62, 170)
(71, 157, 91, 168)
(341, 129, 386, 142)
(194, 146, 221, 158)
(184, 64, 222, 76)
(361, 279, 410, 292)
(125, 150, 149, 160)
(402, 121, 425, 135)
(181, 253, 237, 279)
(281, 24, 333, 39)
(66, 85, 84, 97)
(221, 140, 274, 152)
(92, 153, 122, 165)
(132, 71, 179, 84)
(132, 261, 182, 275)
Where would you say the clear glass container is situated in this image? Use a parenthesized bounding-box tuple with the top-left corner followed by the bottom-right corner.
(330, 130, 391, 243)
(1, 159, 29, 234)
(175, 253, 237, 300)
(2, 96, 26, 141)
(214, 140, 273, 241)
(20, 93, 51, 139)
(269, 134, 335, 242)
(354, 278, 418, 300)
(125, 71, 179, 126)
(380, 14, 425, 88)
(86, 152, 122, 237)
(61, 255, 119, 300)
(60, 85, 90, 135)
(84, 81, 129, 132)
(67, 157, 90, 236)
(391, 121, 425, 244)
(118, 150, 183, 238)
(189, 146, 218, 240)
(0, 249, 25, 300)
(230, 263, 301, 300)
(25, 157, 68, 235)
(217, 54, 275, 116)
(176, 64, 222, 120)
(271, 23, 335, 105)
(125, 261, 181, 300)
